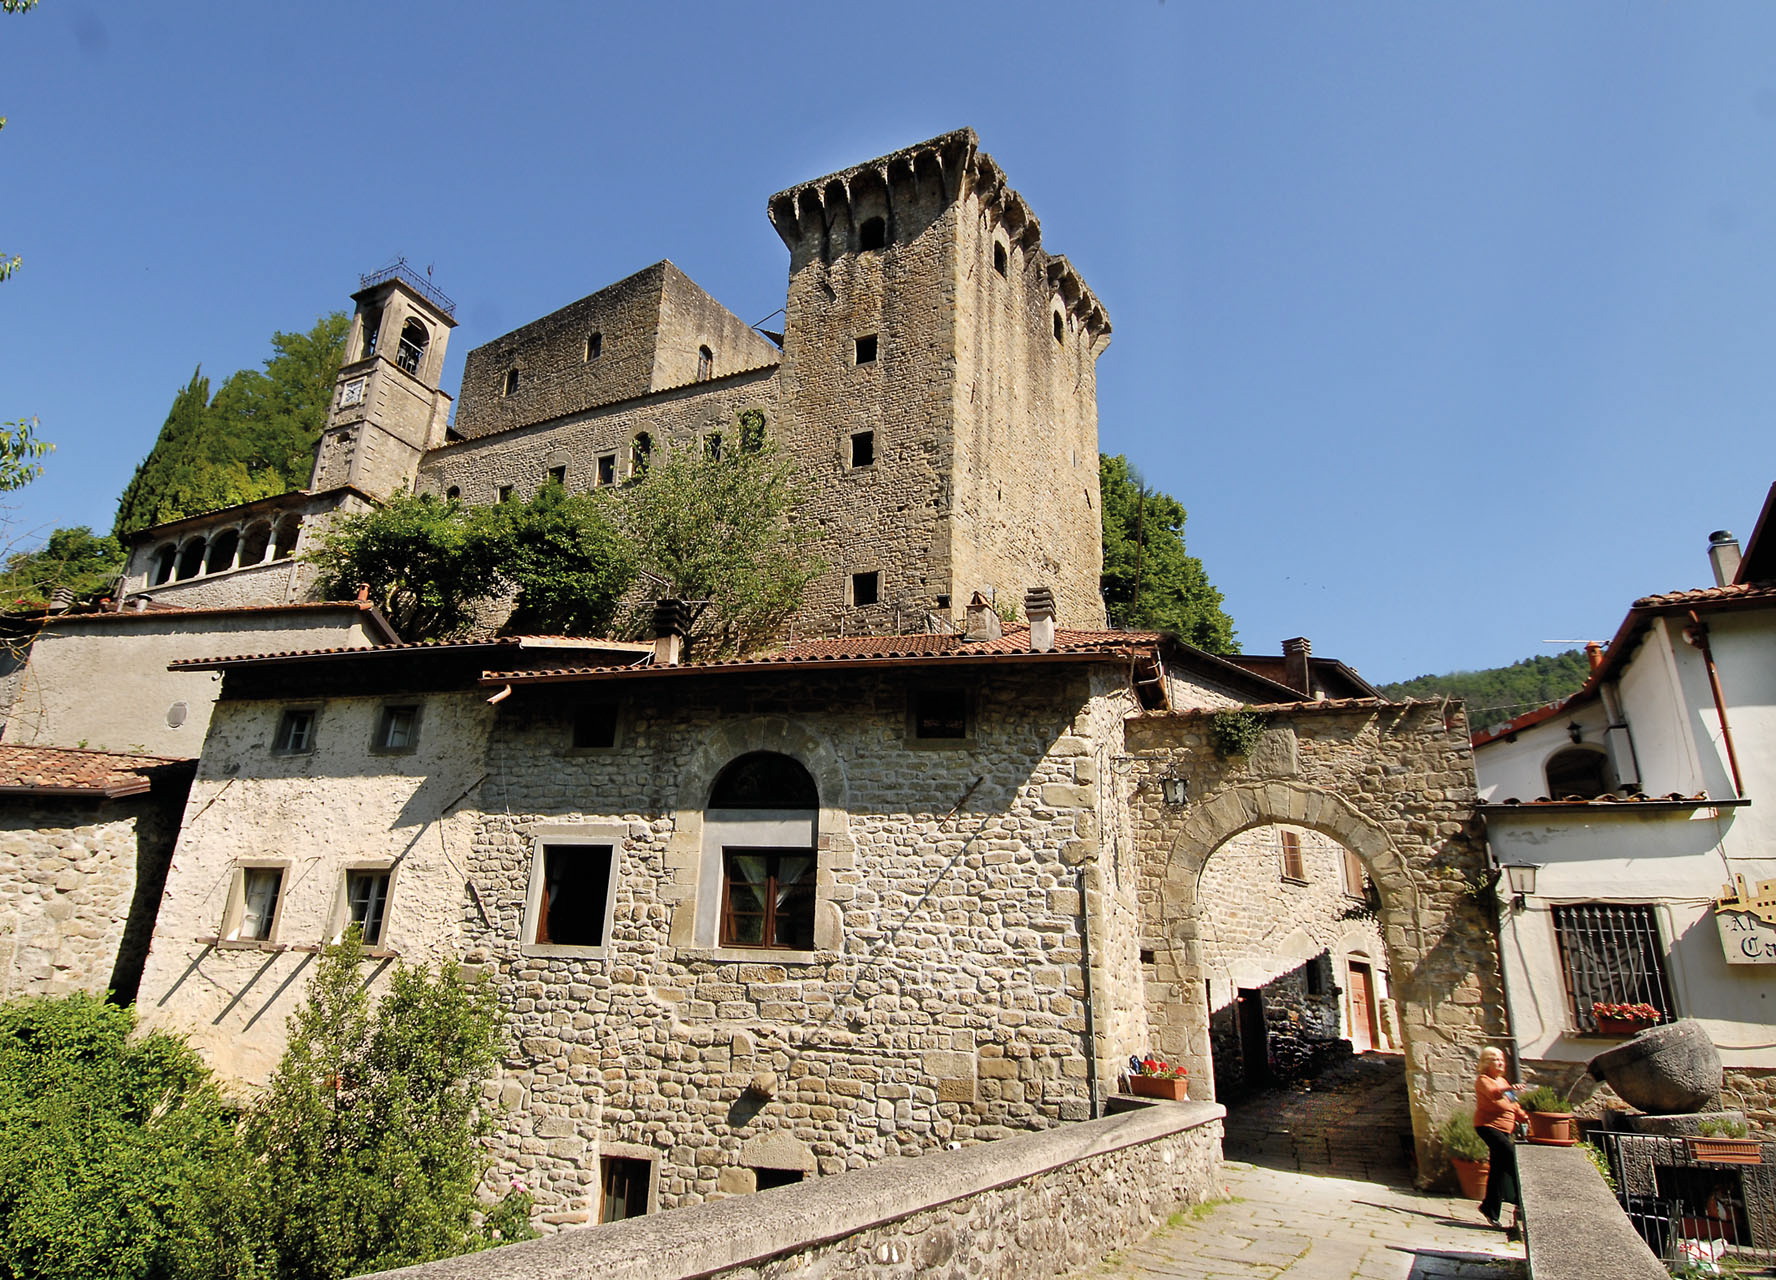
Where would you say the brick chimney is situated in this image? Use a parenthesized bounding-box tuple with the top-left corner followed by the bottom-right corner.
(1282, 636, 1313, 696)
(1708, 530, 1742, 588)
(652, 598, 689, 666)
(963, 591, 1002, 643)
(1024, 586, 1056, 653)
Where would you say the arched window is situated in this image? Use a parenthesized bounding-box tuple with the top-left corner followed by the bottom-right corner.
(273, 516, 302, 560)
(150, 543, 178, 587)
(205, 528, 239, 575)
(630, 432, 652, 478)
(697, 346, 714, 381)
(445, 485, 461, 501)
(504, 368, 520, 396)
(858, 217, 887, 251)
(396, 319, 429, 375)
(175, 539, 206, 581)
(240, 521, 272, 566)
(1053, 311, 1065, 343)
(709, 751, 819, 810)
(361, 307, 382, 360)
(1545, 747, 1613, 800)
(586, 332, 603, 360)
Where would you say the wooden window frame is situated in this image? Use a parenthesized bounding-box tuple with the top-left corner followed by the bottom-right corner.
(370, 703, 422, 755)
(223, 862, 289, 944)
(1279, 829, 1307, 884)
(521, 830, 623, 957)
(719, 847, 818, 951)
(272, 707, 318, 755)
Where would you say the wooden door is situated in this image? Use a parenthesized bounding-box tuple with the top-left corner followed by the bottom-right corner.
(1347, 961, 1378, 1053)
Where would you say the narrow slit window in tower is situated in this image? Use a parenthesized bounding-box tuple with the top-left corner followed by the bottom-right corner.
(993, 242, 1008, 276)
(696, 346, 714, 381)
(504, 368, 520, 396)
(586, 331, 603, 360)
(1053, 311, 1065, 342)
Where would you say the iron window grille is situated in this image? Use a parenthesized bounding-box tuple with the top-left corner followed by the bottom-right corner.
(1553, 903, 1675, 1033)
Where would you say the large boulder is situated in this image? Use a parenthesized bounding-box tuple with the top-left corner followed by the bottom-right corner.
(1586, 1019, 1721, 1114)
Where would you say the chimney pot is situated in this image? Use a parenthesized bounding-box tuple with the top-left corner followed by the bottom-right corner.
(1585, 641, 1605, 671)
(652, 597, 689, 666)
(1282, 637, 1313, 696)
(1024, 586, 1056, 653)
(963, 591, 1002, 643)
(1708, 530, 1742, 588)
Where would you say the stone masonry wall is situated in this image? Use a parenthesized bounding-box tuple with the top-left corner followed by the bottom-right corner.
(365, 1101, 1225, 1280)
(1121, 701, 1502, 1179)
(134, 691, 493, 1081)
(463, 664, 1113, 1221)
(0, 793, 183, 1002)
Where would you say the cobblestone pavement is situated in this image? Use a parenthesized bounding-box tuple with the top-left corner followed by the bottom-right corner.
(1223, 1052, 1418, 1183)
(1093, 1161, 1527, 1280)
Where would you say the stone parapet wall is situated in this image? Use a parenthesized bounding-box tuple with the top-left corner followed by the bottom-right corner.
(365, 1100, 1224, 1280)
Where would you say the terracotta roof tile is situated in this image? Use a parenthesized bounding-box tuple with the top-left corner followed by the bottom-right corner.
(1632, 580, 1776, 608)
(169, 634, 649, 671)
(0, 745, 193, 798)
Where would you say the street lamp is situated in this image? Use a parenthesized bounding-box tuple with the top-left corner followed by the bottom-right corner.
(1501, 862, 1540, 911)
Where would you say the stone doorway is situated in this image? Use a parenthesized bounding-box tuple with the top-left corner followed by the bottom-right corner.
(1125, 702, 1510, 1179)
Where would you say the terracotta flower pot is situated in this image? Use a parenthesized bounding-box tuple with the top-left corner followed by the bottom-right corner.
(1450, 1155, 1490, 1201)
(1129, 1075, 1188, 1101)
(1594, 1015, 1656, 1037)
(1527, 1110, 1577, 1146)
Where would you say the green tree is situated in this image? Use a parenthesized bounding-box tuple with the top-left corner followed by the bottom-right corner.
(309, 492, 505, 639)
(492, 482, 637, 636)
(244, 938, 529, 1280)
(0, 526, 126, 607)
(1099, 454, 1237, 652)
(0, 994, 254, 1280)
(622, 436, 822, 658)
(114, 314, 348, 536)
(1378, 650, 1593, 728)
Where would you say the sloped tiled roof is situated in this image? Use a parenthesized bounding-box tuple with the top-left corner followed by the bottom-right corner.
(169, 634, 651, 672)
(49, 599, 401, 645)
(0, 745, 194, 798)
(1632, 581, 1776, 609)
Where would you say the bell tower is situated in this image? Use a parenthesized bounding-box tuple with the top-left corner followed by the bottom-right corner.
(311, 260, 457, 500)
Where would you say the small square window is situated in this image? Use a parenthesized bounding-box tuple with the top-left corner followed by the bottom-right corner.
(597, 453, 617, 487)
(1054, 311, 1065, 342)
(858, 216, 887, 251)
(851, 571, 879, 607)
(600, 1156, 650, 1222)
(374, 705, 420, 753)
(910, 688, 970, 742)
(572, 704, 618, 750)
(232, 867, 284, 942)
(586, 331, 603, 361)
(273, 709, 316, 755)
(753, 1167, 804, 1191)
(528, 844, 616, 948)
(497, 485, 514, 503)
(721, 849, 816, 950)
(503, 368, 520, 396)
(993, 242, 1008, 276)
(854, 334, 878, 365)
(547, 465, 567, 486)
(850, 431, 875, 468)
(345, 869, 391, 946)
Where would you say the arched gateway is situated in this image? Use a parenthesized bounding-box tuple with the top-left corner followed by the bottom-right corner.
(1125, 702, 1508, 1179)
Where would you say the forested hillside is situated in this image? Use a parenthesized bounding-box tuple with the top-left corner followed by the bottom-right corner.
(1378, 649, 1592, 729)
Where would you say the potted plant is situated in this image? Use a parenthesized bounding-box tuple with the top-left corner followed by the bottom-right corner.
(1126, 1054, 1189, 1101)
(1440, 1112, 1490, 1200)
(1591, 1001, 1661, 1037)
(1686, 1117, 1763, 1165)
(1521, 1085, 1577, 1146)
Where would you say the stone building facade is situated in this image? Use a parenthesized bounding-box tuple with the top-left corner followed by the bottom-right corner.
(115, 131, 1111, 640)
(135, 611, 1497, 1220)
(0, 746, 194, 1003)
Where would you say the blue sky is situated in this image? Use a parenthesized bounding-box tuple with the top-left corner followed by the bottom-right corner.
(5, 2, 1773, 684)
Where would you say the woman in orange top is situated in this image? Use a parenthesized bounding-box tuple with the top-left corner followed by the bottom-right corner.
(1474, 1046, 1525, 1229)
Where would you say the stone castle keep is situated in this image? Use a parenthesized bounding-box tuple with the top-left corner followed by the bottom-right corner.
(119, 129, 1112, 637)
(0, 132, 1505, 1230)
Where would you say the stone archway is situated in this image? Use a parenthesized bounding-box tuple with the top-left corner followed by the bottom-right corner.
(1125, 705, 1508, 1181)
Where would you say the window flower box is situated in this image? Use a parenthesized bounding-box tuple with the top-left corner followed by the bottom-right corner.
(1686, 1136, 1763, 1165)
(1591, 1002, 1660, 1037)
(1127, 1054, 1188, 1101)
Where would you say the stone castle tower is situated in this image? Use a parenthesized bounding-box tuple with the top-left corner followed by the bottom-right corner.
(117, 131, 1113, 637)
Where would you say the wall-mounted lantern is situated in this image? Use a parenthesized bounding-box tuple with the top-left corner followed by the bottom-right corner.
(1160, 775, 1189, 806)
(1501, 862, 1540, 911)
(1567, 721, 1584, 743)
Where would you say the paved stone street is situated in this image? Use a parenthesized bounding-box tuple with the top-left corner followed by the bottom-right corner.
(1094, 1161, 1526, 1280)
(1222, 1053, 1418, 1184)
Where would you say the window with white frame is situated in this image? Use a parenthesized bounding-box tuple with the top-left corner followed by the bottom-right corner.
(273, 708, 317, 755)
(343, 868, 392, 946)
(229, 866, 285, 942)
(523, 840, 618, 951)
(373, 704, 420, 753)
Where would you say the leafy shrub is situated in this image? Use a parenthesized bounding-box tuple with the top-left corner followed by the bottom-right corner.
(1439, 1112, 1488, 1161)
(1209, 709, 1266, 760)
(1519, 1085, 1568, 1114)
(1698, 1116, 1750, 1139)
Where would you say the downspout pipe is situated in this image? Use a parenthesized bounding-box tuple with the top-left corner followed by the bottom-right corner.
(1684, 612, 1745, 798)
(1077, 865, 1102, 1119)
